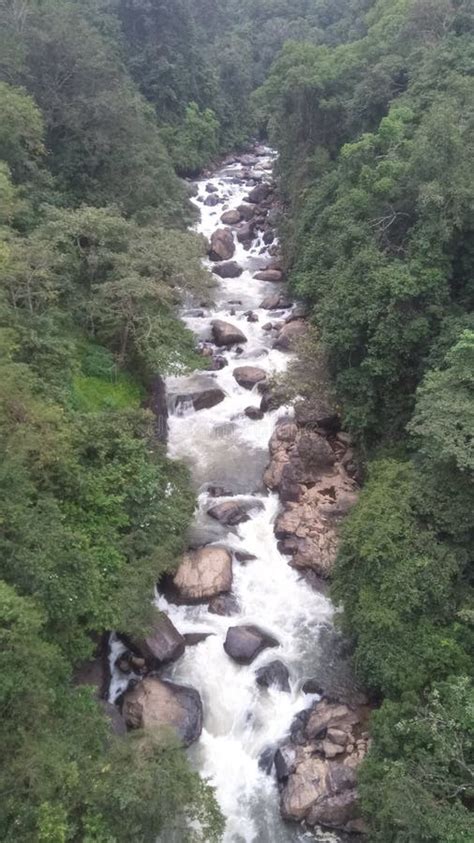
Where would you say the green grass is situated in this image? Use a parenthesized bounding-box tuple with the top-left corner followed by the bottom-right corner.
(71, 373, 142, 412)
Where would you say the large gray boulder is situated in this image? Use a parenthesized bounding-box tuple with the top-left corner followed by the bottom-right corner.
(211, 320, 247, 347)
(123, 677, 202, 746)
(221, 209, 242, 225)
(224, 625, 279, 664)
(169, 546, 232, 603)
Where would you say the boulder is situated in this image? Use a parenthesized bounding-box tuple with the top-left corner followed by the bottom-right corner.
(210, 356, 228, 371)
(246, 183, 272, 204)
(286, 303, 310, 323)
(263, 230, 274, 245)
(169, 546, 232, 603)
(236, 221, 255, 244)
(206, 183, 218, 193)
(208, 228, 235, 261)
(254, 269, 283, 283)
(233, 366, 267, 390)
(260, 293, 292, 310)
(245, 406, 264, 421)
(234, 550, 257, 563)
(224, 625, 279, 664)
(123, 677, 202, 746)
(294, 399, 340, 432)
(246, 311, 259, 323)
(208, 593, 240, 616)
(176, 387, 226, 412)
(273, 320, 307, 351)
(237, 203, 255, 221)
(184, 632, 213, 646)
(211, 320, 247, 347)
(204, 194, 220, 206)
(130, 613, 185, 665)
(207, 498, 263, 526)
(221, 209, 242, 225)
(212, 261, 243, 278)
(256, 660, 290, 692)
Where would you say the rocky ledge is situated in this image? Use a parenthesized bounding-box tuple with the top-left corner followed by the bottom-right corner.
(276, 695, 370, 835)
(264, 399, 359, 578)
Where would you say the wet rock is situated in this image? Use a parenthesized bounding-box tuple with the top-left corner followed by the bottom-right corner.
(273, 320, 307, 351)
(262, 322, 273, 331)
(208, 228, 235, 261)
(168, 546, 232, 604)
(285, 303, 310, 323)
(236, 221, 255, 244)
(259, 383, 288, 413)
(233, 366, 267, 390)
(239, 153, 259, 166)
(204, 194, 220, 206)
(294, 399, 341, 433)
(302, 679, 325, 696)
(275, 745, 297, 781)
(234, 550, 257, 563)
(260, 293, 292, 310)
(212, 261, 243, 278)
(221, 209, 242, 225)
(237, 203, 256, 221)
(224, 625, 279, 664)
(206, 183, 218, 193)
(184, 632, 214, 646)
(208, 593, 240, 616)
(144, 374, 168, 443)
(245, 406, 264, 421)
(123, 677, 203, 746)
(263, 230, 274, 245)
(256, 660, 290, 692)
(259, 746, 276, 775)
(246, 183, 272, 204)
(210, 355, 228, 371)
(211, 319, 247, 347)
(126, 613, 185, 666)
(177, 387, 226, 412)
(254, 269, 283, 283)
(246, 311, 259, 323)
(207, 498, 263, 526)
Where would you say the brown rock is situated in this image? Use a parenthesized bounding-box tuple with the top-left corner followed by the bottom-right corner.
(123, 677, 202, 746)
(211, 320, 247, 347)
(208, 228, 235, 261)
(224, 625, 279, 664)
(254, 269, 283, 283)
(233, 366, 267, 390)
(170, 546, 232, 603)
(221, 209, 242, 225)
(212, 261, 243, 278)
(273, 320, 307, 351)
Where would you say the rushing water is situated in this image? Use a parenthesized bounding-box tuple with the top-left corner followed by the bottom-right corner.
(111, 150, 343, 843)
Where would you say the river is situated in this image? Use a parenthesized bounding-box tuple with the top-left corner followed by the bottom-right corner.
(111, 149, 345, 843)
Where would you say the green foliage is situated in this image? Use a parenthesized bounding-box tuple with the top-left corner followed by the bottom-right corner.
(360, 677, 474, 842)
(163, 102, 220, 175)
(332, 459, 471, 697)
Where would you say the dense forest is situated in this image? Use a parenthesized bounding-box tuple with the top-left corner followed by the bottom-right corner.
(0, 0, 472, 842)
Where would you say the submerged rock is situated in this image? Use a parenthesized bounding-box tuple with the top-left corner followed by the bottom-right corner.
(256, 660, 290, 692)
(224, 625, 279, 664)
(123, 677, 202, 746)
(212, 261, 243, 278)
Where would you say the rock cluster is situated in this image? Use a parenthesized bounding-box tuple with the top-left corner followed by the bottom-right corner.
(263, 404, 358, 578)
(276, 696, 370, 835)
